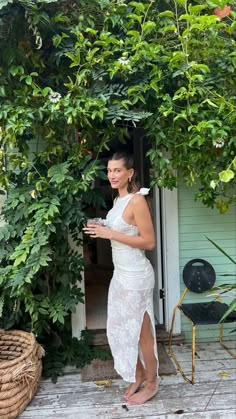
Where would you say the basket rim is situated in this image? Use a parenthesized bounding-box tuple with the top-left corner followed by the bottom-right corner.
(0, 329, 38, 371)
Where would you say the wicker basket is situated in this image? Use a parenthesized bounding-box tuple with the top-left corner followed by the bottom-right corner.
(0, 329, 45, 419)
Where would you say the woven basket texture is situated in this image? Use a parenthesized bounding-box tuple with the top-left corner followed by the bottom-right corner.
(0, 329, 45, 419)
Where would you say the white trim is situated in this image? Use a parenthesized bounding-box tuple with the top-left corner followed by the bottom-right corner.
(161, 188, 181, 333)
(68, 234, 86, 339)
(72, 271, 86, 339)
(153, 187, 164, 324)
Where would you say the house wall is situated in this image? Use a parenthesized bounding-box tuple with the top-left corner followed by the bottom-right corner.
(178, 184, 236, 342)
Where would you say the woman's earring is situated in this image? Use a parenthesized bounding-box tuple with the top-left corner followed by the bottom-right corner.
(129, 177, 131, 182)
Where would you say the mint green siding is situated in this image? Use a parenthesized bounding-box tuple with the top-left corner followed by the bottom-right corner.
(178, 184, 236, 342)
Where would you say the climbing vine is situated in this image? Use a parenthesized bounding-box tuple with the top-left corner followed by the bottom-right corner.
(0, 0, 235, 378)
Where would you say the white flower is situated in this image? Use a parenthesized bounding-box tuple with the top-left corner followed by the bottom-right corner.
(137, 187, 150, 196)
(213, 139, 225, 149)
(210, 180, 217, 190)
(49, 91, 62, 103)
(118, 57, 129, 65)
(29, 190, 37, 199)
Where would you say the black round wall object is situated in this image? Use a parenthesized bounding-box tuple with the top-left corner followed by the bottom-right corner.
(183, 259, 216, 293)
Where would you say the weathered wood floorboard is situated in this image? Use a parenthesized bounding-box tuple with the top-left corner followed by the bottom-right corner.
(169, 343, 236, 361)
(19, 342, 236, 419)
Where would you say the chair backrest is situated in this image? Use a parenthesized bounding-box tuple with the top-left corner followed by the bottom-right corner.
(183, 259, 216, 293)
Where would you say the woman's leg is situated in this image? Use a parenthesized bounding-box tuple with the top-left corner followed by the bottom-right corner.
(127, 312, 159, 405)
(124, 357, 146, 400)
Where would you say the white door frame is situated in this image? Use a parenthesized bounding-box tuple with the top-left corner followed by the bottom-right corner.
(71, 271, 86, 339)
(153, 186, 164, 324)
(72, 188, 181, 337)
(161, 187, 181, 333)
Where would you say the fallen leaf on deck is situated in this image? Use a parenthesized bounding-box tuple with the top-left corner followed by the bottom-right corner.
(95, 379, 113, 386)
(218, 371, 231, 378)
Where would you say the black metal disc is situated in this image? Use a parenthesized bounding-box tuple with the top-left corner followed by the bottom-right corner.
(183, 259, 216, 293)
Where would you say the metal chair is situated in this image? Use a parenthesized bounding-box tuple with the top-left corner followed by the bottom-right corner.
(168, 258, 236, 384)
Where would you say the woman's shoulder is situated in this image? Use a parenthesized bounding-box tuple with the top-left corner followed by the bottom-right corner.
(135, 188, 150, 196)
(130, 188, 150, 205)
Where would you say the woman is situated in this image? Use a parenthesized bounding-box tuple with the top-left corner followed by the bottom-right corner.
(83, 151, 159, 405)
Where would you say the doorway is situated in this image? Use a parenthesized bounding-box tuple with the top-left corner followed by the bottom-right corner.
(83, 185, 113, 330)
(83, 136, 165, 330)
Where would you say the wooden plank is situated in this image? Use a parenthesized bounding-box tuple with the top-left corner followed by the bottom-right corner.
(178, 327, 236, 342)
(207, 393, 236, 411)
(179, 215, 234, 225)
(168, 345, 236, 361)
(179, 243, 235, 255)
(179, 252, 235, 262)
(20, 408, 236, 419)
(170, 341, 236, 350)
(24, 377, 235, 409)
(168, 358, 236, 373)
(19, 342, 236, 418)
(20, 383, 234, 418)
(20, 393, 166, 417)
(160, 369, 236, 385)
(37, 380, 218, 399)
(165, 410, 235, 419)
(215, 379, 236, 395)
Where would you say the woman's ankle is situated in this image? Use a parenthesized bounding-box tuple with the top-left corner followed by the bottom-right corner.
(145, 377, 158, 387)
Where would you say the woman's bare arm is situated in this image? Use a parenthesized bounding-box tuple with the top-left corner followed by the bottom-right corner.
(83, 195, 155, 250)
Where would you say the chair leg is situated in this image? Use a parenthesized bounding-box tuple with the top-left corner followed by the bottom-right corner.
(192, 325, 196, 384)
(168, 305, 178, 353)
(168, 307, 194, 384)
(219, 323, 236, 358)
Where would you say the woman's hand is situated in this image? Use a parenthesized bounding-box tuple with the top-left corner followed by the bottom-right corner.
(83, 225, 113, 240)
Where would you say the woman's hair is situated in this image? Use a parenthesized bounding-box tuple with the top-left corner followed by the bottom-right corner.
(109, 150, 140, 193)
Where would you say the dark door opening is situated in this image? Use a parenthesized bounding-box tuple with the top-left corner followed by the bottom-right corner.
(83, 134, 165, 330)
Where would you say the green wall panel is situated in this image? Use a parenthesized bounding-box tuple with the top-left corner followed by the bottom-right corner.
(178, 184, 236, 342)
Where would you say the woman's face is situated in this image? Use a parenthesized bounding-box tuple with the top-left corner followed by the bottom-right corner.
(107, 159, 134, 191)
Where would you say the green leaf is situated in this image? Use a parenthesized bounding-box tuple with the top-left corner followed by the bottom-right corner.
(176, 0, 187, 6)
(219, 170, 234, 183)
(0, 0, 13, 11)
(205, 236, 236, 264)
(9, 66, 24, 76)
(0, 86, 6, 96)
(128, 13, 142, 24)
(13, 251, 28, 267)
(203, 99, 218, 108)
(130, 2, 145, 13)
(220, 299, 236, 323)
(158, 11, 175, 18)
(188, 5, 207, 14)
(38, 308, 49, 315)
(142, 21, 156, 36)
(232, 157, 236, 170)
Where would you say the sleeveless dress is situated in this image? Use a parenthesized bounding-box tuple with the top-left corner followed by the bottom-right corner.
(105, 191, 158, 383)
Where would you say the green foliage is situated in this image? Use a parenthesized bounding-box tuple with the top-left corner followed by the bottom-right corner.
(0, 0, 235, 377)
(206, 236, 236, 326)
(0, 152, 105, 326)
(42, 329, 111, 383)
(0, 0, 235, 209)
(0, 149, 106, 378)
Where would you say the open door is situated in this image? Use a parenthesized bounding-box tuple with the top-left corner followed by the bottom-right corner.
(83, 135, 165, 330)
(133, 137, 165, 326)
(73, 138, 180, 338)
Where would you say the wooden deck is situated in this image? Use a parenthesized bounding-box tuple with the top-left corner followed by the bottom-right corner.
(20, 341, 236, 419)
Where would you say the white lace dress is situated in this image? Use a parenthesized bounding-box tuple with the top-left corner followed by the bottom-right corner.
(105, 191, 158, 383)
